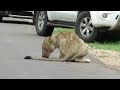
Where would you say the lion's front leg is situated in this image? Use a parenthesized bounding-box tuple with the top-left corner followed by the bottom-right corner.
(75, 58, 91, 63)
(59, 53, 65, 59)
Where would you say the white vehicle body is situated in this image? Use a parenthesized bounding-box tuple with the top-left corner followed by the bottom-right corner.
(47, 11, 78, 22)
(47, 11, 120, 30)
(90, 11, 120, 30)
(35, 11, 120, 42)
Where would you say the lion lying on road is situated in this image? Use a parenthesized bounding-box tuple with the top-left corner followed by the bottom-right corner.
(24, 32, 91, 63)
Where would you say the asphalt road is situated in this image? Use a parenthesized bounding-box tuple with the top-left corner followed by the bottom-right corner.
(0, 17, 120, 79)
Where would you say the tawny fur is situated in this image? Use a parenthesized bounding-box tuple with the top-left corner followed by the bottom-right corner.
(24, 32, 91, 63)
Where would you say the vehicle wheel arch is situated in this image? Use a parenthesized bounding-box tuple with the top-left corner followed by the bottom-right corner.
(77, 11, 91, 17)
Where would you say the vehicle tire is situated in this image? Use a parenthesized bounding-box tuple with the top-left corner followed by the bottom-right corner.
(35, 11, 54, 36)
(33, 16, 35, 25)
(75, 11, 98, 42)
(0, 16, 3, 22)
(33, 11, 36, 25)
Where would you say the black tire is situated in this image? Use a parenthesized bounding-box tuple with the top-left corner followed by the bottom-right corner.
(33, 15, 35, 25)
(75, 11, 98, 42)
(35, 11, 54, 36)
(0, 16, 3, 22)
(33, 11, 36, 25)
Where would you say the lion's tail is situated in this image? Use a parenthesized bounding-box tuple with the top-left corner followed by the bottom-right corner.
(24, 56, 44, 60)
(24, 56, 33, 59)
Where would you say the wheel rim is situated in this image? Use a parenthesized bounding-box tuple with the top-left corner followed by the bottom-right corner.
(80, 17, 94, 37)
(37, 11, 45, 32)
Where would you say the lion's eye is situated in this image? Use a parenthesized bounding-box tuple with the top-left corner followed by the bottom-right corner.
(44, 47, 46, 50)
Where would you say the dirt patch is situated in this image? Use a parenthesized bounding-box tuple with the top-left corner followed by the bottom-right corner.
(89, 48, 120, 70)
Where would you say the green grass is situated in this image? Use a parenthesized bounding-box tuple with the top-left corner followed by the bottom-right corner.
(89, 42, 120, 52)
(53, 28, 120, 52)
(53, 27, 74, 34)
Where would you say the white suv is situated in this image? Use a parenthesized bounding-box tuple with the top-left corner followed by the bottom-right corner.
(35, 11, 120, 42)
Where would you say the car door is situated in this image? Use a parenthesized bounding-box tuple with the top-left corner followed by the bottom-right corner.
(49, 11, 78, 22)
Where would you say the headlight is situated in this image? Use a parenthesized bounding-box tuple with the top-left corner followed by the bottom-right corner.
(102, 13, 108, 18)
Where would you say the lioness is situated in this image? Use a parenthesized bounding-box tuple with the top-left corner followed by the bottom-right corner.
(24, 32, 91, 63)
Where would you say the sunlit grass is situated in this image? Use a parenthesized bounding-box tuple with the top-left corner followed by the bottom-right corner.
(53, 27, 74, 34)
(89, 41, 120, 52)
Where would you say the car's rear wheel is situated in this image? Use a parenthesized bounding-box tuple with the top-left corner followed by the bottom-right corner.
(35, 11, 54, 36)
(75, 11, 99, 42)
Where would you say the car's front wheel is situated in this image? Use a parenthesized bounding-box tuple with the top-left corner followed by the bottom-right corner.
(35, 11, 54, 36)
(75, 11, 99, 42)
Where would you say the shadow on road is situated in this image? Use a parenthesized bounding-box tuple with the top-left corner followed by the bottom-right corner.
(1, 20, 33, 25)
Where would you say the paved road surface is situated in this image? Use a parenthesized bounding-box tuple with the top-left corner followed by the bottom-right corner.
(0, 17, 120, 79)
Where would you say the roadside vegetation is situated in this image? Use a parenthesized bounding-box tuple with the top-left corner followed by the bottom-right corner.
(53, 28, 120, 52)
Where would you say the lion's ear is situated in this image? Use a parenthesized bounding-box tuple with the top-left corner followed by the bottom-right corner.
(46, 37, 51, 41)
(46, 37, 51, 40)
(48, 37, 53, 43)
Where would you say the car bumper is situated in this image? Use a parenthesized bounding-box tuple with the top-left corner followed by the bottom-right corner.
(90, 11, 120, 30)
(108, 14, 120, 30)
